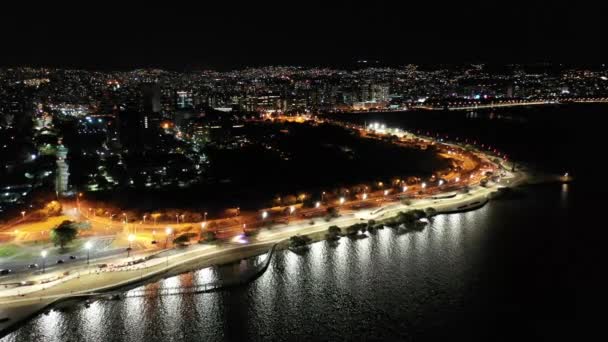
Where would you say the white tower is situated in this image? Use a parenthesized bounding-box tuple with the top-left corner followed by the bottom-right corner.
(55, 140, 70, 196)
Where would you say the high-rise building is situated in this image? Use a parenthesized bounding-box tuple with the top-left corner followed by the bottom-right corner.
(141, 83, 161, 113)
(118, 110, 161, 152)
(55, 140, 70, 196)
(176, 91, 194, 109)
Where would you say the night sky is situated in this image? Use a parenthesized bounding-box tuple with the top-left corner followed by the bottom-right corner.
(0, 1, 604, 70)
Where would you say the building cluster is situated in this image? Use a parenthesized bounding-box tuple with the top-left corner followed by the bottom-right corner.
(0, 63, 607, 214)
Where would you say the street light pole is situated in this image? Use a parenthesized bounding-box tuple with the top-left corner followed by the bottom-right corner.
(85, 241, 92, 265)
(127, 234, 135, 258)
(41, 250, 47, 273)
(77, 192, 83, 213)
(165, 227, 172, 249)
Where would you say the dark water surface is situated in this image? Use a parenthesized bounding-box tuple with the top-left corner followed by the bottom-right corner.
(3, 105, 591, 341)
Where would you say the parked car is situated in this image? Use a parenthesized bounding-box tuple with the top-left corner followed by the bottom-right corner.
(27, 264, 38, 269)
(56, 259, 64, 264)
(69, 255, 77, 260)
(0, 269, 11, 275)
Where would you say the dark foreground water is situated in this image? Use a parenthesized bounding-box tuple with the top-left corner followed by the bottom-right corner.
(3, 105, 591, 341)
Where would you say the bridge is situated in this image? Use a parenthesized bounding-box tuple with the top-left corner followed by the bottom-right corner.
(413, 97, 608, 111)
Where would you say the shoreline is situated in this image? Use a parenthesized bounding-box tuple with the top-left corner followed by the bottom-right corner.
(0, 172, 558, 339)
(0, 139, 566, 338)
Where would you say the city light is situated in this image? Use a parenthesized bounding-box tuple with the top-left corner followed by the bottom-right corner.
(41, 250, 48, 273)
(362, 193, 368, 200)
(289, 206, 295, 214)
(262, 211, 268, 219)
(127, 234, 135, 257)
(422, 182, 427, 189)
(384, 190, 389, 196)
(85, 241, 92, 265)
(315, 201, 321, 208)
(339, 197, 345, 205)
(402, 186, 408, 192)
(439, 180, 444, 186)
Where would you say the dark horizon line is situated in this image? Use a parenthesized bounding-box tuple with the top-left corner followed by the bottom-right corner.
(1, 60, 607, 73)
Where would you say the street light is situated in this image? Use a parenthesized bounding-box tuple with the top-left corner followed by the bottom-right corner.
(362, 193, 368, 200)
(421, 182, 427, 189)
(384, 190, 389, 196)
(142, 215, 147, 224)
(455, 177, 460, 182)
(262, 211, 268, 219)
(20, 211, 26, 219)
(122, 212, 127, 224)
(289, 206, 295, 215)
(321, 191, 326, 202)
(402, 186, 408, 192)
(127, 234, 135, 257)
(165, 227, 173, 267)
(339, 197, 345, 205)
(175, 214, 179, 224)
(165, 227, 173, 249)
(77, 192, 83, 212)
(41, 250, 48, 273)
(204, 211, 208, 222)
(439, 180, 444, 186)
(315, 201, 321, 208)
(85, 241, 92, 265)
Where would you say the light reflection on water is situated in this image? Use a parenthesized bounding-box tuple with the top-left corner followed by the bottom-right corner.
(1, 186, 570, 341)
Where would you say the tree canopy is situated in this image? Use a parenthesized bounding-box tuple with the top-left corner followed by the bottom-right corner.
(50, 220, 78, 249)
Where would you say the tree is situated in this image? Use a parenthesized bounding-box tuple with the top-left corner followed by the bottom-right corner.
(203, 231, 216, 242)
(327, 225, 341, 240)
(425, 207, 438, 217)
(283, 195, 297, 205)
(302, 197, 315, 208)
(44, 201, 62, 217)
(410, 209, 427, 220)
(328, 226, 341, 236)
(290, 235, 311, 248)
(346, 224, 364, 236)
(50, 220, 78, 249)
(173, 233, 196, 245)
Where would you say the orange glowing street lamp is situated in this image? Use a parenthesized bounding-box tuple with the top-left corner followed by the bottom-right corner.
(165, 227, 173, 249)
(77, 192, 83, 212)
(127, 234, 135, 257)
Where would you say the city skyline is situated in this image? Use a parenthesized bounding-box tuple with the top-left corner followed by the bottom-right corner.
(0, 3, 584, 340)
